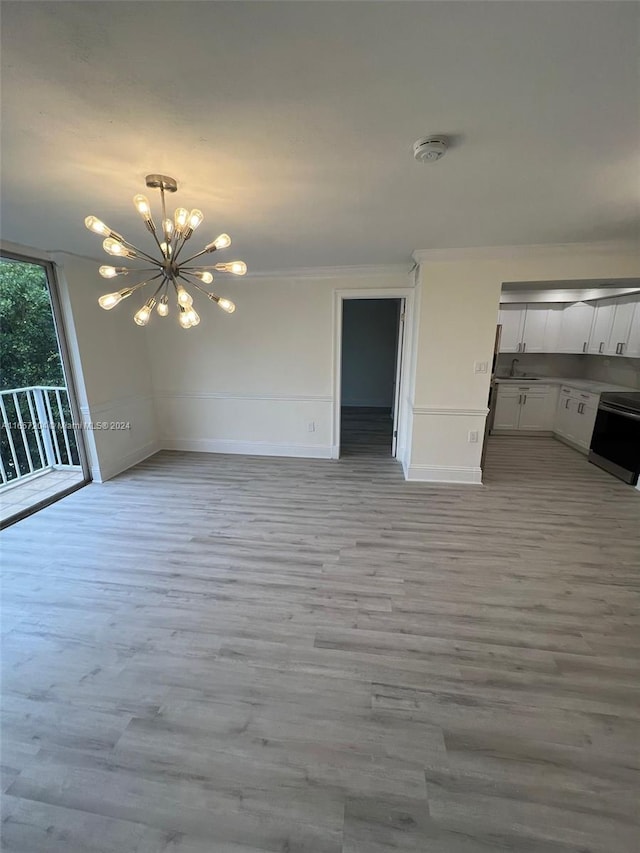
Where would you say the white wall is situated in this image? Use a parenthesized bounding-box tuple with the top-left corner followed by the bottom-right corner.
(341, 299, 399, 407)
(6, 240, 638, 488)
(408, 242, 640, 483)
(146, 270, 411, 461)
(53, 253, 159, 482)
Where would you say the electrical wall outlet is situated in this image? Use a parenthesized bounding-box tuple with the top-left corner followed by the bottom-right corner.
(474, 361, 488, 374)
(468, 430, 479, 443)
(307, 421, 316, 433)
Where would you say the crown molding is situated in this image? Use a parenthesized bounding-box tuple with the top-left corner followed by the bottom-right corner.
(0, 241, 105, 266)
(412, 240, 640, 264)
(246, 263, 412, 280)
(0, 240, 54, 262)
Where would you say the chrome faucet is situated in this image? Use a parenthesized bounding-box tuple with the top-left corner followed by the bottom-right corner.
(510, 358, 520, 377)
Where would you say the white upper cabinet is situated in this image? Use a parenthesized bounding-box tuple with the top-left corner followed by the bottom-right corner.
(498, 303, 563, 353)
(625, 300, 640, 359)
(609, 296, 636, 356)
(542, 304, 564, 352)
(556, 302, 594, 354)
(498, 294, 639, 356)
(497, 305, 526, 353)
(587, 298, 616, 354)
(588, 295, 639, 356)
(520, 304, 549, 352)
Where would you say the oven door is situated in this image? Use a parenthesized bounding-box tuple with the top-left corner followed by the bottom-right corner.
(588, 403, 640, 485)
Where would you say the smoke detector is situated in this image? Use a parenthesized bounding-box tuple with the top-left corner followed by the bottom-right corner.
(413, 135, 448, 163)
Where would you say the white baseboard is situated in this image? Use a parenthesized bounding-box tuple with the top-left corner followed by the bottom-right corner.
(161, 438, 333, 460)
(553, 433, 588, 456)
(491, 429, 553, 437)
(91, 440, 161, 483)
(406, 464, 483, 484)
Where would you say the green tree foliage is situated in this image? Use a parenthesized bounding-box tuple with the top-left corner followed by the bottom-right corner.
(0, 259, 64, 391)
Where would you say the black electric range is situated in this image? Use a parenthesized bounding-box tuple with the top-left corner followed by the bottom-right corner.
(589, 391, 640, 485)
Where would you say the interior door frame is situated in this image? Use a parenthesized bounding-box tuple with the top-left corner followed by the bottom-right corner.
(0, 248, 91, 526)
(332, 286, 415, 460)
(391, 297, 406, 457)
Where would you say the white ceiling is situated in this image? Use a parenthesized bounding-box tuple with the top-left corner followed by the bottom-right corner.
(1, 2, 639, 271)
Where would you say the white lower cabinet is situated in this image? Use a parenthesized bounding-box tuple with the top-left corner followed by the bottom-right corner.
(518, 392, 555, 430)
(554, 386, 599, 452)
(493, 384, 558, 432)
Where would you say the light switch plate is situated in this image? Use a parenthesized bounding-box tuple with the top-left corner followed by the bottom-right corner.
(474, 361, 488, 374)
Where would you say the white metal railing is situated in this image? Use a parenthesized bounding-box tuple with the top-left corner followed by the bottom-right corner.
(0, 386, 82, 488)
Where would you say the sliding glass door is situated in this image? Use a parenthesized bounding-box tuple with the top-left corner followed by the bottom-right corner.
(0, 252, 89, 527)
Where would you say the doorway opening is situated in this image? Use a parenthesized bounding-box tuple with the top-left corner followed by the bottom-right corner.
(0, 253, 90, 527)
(339, 298, 404, 458)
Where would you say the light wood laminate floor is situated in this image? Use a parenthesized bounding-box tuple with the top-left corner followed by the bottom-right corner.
(1, 437, 639, 852)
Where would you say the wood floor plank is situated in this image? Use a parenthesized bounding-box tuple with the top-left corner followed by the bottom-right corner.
(1, 431, 639, 851)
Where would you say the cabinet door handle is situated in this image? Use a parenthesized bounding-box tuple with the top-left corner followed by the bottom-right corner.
(522, 342, 526, 353)
(619, 342, 625, 355)
(582, 341, 587, 353)
(523, 394, 527, 405)
(518, 394, 522, 405)
(516, 342, 521, 352)
(578, 402, 584, 414)
(565, 398, 570, 409)
(599, 342, 604, 353)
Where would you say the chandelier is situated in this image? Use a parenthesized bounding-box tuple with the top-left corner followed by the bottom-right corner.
(84, 174, 246, 328)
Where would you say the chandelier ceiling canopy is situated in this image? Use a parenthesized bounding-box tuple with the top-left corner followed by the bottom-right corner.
(85, 174, 246, 328)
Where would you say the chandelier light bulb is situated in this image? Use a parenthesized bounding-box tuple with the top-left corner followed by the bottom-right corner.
(133, 194, 152, 220)
(103, 237, 136, 258)
(185, 308, 200, 326)
(217, 297, 236, 314)
(98, 287, 133, 310)
(134, 298, 156, 326)
(98, 291, 123, 310)
(85, 216, 112, 237)
(206, 233, 232, 252)
(157, 295, 169, 317)
(163, 218, 174, 239)
(193, 270, 214, 284)
(179, 307, 192, 329)
(215, 261, 247, 276)
(160, 241, 172, 257)
(176, 285, 193, 307)
(188, 209, 204, 231)
(174, 207, 189, 233)
(99, 265, 128, 279)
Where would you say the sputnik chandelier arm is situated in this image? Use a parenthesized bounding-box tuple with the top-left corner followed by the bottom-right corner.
(85, 174, 246, 328)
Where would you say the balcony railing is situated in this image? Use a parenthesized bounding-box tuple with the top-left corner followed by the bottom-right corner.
(0, 386, 82, 489)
